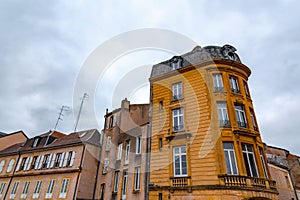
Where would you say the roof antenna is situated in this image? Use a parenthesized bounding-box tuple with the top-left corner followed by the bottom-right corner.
(74, 93, 88, 132)
(54, 106, 70, 131)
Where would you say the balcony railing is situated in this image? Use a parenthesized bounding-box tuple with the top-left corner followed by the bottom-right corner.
(173, 125, 184, 132)
(219, 120, 230, 127)
(218, 175, 277, 191)
(238, 121, 248, 128)
(172, 95, 183, 101)
(214, 87, 224, 92)
(170, 176, 190, 187)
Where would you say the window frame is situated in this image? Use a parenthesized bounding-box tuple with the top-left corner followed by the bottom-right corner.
(249, 108, 258, 131)
(21, 181, 30, 199)
(45, 179, 56, 199)
(105, 136, 111, 152)
(223, 142, 239, 175)
(125, 141, 130, 165)
(217, 102, 230, 127)
(117, 143, 123, 160)
(113, 171, 120, 193)
(172, 82, 183, 100)
(213, 74, 224, 92)
(32, 180, 42, 199)
(136, 136, 142, 154)
(10, 181, 19, 199)
(242, 144, 258, 177)
(0, 182, 6, 197)
(173, 146, 188, 177)
(134, 166, 141, 191)
(234, 104, 248, 128)
(7, 159, 15, 173)
(229, 76, 240, 93)
(172, 108, 184, 132)
(59, 178, 69, 198)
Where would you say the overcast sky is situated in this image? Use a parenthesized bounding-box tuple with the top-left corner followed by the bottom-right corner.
(1, 0, 299, 155)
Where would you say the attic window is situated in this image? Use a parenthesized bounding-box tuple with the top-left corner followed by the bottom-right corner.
(32, 138, 40, 147)
(171, 58, 182, 70)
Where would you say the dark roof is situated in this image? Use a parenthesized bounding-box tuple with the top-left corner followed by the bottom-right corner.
(0, 132, 7, 137)
(0, 129, 101, 156)
(150, 44, 242, 78)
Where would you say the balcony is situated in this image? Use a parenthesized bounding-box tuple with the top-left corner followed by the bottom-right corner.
(173, 125, 184, 132)
(218, 175, 277, 191)
(172, 95, 183, 101)
(237, 121, 248, 128)
(219, 120, 230, 127)
(170, 176, 191, 187)
(214, 87, 224, 92)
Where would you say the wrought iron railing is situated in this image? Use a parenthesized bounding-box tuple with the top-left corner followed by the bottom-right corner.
(219, 120, 230, 127)
(173, 125, 184, 132)
(238, 121, 248, 128)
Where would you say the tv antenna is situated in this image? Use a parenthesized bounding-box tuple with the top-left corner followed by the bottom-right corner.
(54, 105, 70, 131)
(74, 93, 88, 132)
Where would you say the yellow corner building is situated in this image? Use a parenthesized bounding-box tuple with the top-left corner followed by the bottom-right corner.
(148, 45, 278, 200)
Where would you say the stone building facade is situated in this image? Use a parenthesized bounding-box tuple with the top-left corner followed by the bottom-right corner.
(95, 99, 150, 200)
(148, 45, 278, 200)
(0, 129, 101, 200)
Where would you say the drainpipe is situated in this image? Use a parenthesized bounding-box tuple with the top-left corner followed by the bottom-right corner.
(3, 151, 21, 199)
(73, 145, 86, 200)
(92, 143, 102, 199)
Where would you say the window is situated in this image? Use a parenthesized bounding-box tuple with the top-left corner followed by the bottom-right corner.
(159, 101, 163, 111)
(223, 142, 238, 175)
(0, 182, 6, 197)
(20, 157, 27, 170)
(103, 158, 109, 174)
(213, 74, 224, 91)
(59, 178, 69, 198)
(242, 144, 258, 177)
(113, 171, 120, 193)
(122, 170, 128, 200)
(0, 160, 5, 172)
(37, 155, 45, 169)
(249, 109, 258, 131)
(172, 82, 183, 100)
(172, 108, 184, 132)
(32, 180, 42, 199)
(100, 183, 105, 200)
(243, 81, 250, 96)
(55, 153, 62, 167)
(136, 136, 142, 154)
(230, 76, 240, 93)
(159, 193, 163, 200)
(32, 137, 40, 147)
(45, 179, 55, 198)
(173, 146, 187, 177)
(42, 154, 50, 169)
(109, 115, 116, 128)
(171, 58, 182, 70)
(9, 182, 19, 199)
(125, 141, 130, 165)
(259, 148, 268, 179)
(134, 167, 141, 190)
(235, 104, 248, 128)
(159, 138, 163, 151)
(21, 181, 30, 198)
(67, 151, 76, 166)
(217, 102, 230, 127)
(117, 143, 123, 160)
(106, 136, 111, 152)
(31, 156, 38, 170)
(7, 159, 15, 173)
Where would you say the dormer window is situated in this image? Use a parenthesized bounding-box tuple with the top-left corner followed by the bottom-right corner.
(171, 57, 182, 70)
(32, 137, 40, 147)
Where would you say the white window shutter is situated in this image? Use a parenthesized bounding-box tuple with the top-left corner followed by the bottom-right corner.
(46, 154, 53, 168)
(59, 152, 65, 167)
(38, 155, 44, 169)
(69, 151, 75, 167)
(26, 156, 33, 170)
(34, 156, 40, 169)
(50, 153, 56, 168)
(63, 152, 69, 167)
(15, 158, 23, 171)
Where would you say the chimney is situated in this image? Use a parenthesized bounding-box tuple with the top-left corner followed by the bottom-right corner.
(121, 98, 130, 110)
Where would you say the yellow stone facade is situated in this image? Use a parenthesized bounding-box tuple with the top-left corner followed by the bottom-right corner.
(148, 45, 279, 200)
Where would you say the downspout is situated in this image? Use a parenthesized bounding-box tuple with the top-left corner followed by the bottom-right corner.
(73, 145, 86, 200)
(92, 143, 102, 199)
(3, 151, 21, 199)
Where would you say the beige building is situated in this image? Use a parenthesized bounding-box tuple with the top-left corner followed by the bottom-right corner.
(0, 129, 101, 200)
(0, 131, 27, 151)
(265, 145, 299, 200)
(95, 98, 150, 200)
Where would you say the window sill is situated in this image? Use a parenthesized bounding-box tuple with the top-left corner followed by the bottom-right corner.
(132, 189, 140, 193)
